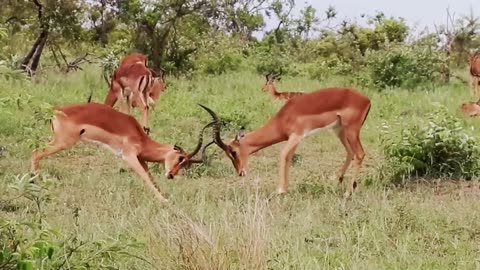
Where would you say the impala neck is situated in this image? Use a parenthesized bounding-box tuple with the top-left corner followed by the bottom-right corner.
(242, 118, 288, 155)
(267, 84, 281, 99)
(138, 138, 172, 162)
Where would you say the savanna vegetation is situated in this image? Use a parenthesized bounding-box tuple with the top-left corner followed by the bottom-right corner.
(1, 1, 480, 269)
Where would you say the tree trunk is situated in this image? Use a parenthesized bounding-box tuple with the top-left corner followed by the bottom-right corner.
(29, 32, 48, 72)
(20, 30, 46, 68)
(21, 30, 48, 76)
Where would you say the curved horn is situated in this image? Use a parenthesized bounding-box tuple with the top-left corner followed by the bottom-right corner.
(187, 121, 216, 158)
(198, 104, 229, 151)
(273, 68, 283, 79)
(188, 140, 215, 164)
(265, 71, 273, 81)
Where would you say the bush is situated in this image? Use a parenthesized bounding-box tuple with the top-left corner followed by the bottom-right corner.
(362, 42, 447, 89)
(198, 50, 243, 75)
(195, 36, 245, 75)
(382, 108, 480, 183)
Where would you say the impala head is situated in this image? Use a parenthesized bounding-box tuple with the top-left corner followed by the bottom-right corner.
(261, 70, 282, 93)
(164, 121, 216, 179)
(199, 104, 248, 177)
(148, 68, 167, 105)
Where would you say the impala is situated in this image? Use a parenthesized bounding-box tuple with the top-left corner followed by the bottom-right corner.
(262, 71, 304, 101)
(104, 56, 167, 134)
(31, 102, 214, 202)
(200, 87, 371, 198)
(469, 49, 480, 98)
(118, 53, 148, 67)
(460, 99, 480, 117)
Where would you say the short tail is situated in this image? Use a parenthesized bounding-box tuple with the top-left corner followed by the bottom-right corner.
(361, 102, 371, 126)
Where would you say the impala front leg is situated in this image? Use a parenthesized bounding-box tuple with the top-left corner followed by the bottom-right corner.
(123, 154, 168, 202)
(278, 134, 302, 194)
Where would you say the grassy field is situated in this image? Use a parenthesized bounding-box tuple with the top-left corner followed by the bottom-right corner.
(1, 67, 480, 269)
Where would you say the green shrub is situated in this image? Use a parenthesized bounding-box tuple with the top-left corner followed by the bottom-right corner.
(362, 42, 447, 89)
(198, 50, 243, 75)
(381, 108, 480, 183)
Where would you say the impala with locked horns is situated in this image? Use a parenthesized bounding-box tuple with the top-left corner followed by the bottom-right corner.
(199, 86, 371, 198)
(31, 102, 215, 202)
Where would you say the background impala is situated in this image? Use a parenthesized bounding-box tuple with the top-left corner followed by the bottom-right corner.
(104, 53, 167, 133)
(262, 71, 304, 100)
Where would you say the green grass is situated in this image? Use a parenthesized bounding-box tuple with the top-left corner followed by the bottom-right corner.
(1, 67, 480, 269)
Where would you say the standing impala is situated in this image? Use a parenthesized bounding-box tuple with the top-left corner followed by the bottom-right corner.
(262, 71, 304, 101)
(199, 87, 371, 198)
(104, 53, 167, 134)
(469, 49, 480, 98)
(31, 102, 214, 202)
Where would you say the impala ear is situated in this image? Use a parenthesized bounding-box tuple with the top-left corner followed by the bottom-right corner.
(174, 144, 184, 152)
(234, 127, 246, 142)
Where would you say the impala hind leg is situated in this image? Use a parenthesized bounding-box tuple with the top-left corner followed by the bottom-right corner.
(335, 128, 354, 184)
(278, 134, 302, 194)
(344, 130, 365, 198)
(123, 154, 168, 202)
(31, 133, 80, 173)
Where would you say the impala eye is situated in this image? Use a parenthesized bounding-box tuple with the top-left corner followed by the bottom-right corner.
(231, 151, 237, 157)
(179, 156, 185, 163)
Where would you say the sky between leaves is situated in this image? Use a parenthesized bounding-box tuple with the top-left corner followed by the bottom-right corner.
(259, 0, 479, 37)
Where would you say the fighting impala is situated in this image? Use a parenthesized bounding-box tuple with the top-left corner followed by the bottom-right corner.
(262, 71, 304, 101)
(104, 53, 167, 134)
(469, 49, 480, 98)
(200, 87, 371, 198)
(31, 102, 214, 202)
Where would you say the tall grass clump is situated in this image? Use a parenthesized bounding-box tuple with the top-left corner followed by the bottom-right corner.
(381, 107, 480, 183)
(0, 174, 148, 270)
(158, 193, 268, 270)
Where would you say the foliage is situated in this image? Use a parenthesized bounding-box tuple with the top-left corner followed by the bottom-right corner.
(0, 174, 147, 270)
(382, 107, 480, 183)
(360, 42, 448, 89)
(196, 37, 245, 75)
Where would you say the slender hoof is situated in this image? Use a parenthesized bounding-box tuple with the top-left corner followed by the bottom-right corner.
(167, 173, 174, 180)
(277, 188, 288, 194)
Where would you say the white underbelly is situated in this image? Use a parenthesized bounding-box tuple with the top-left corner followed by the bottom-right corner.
(303, 118, 341, 138)
(82, 138, 123, 157)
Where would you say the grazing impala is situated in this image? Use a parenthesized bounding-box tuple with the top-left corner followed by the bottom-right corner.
(199, 87, 371, 198)
(469, 49, 480, 98)
(31, 102, 214, 202)
(118, 53, 148, 67)
(460, 99, 480, 117)
(104, 55, 167, 134)
(262, 71, 304, 101)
